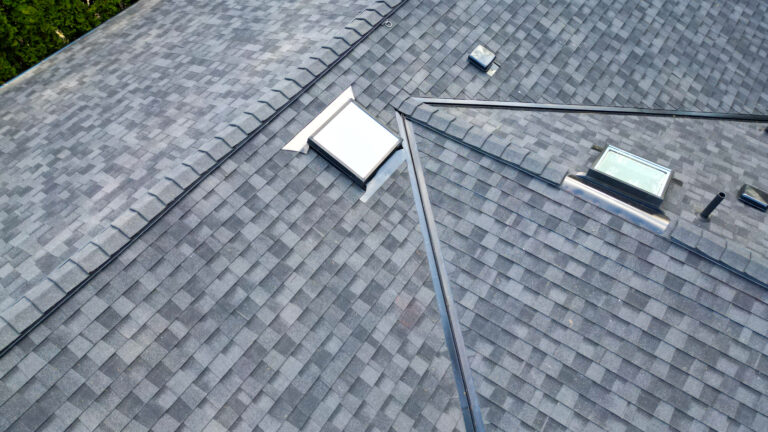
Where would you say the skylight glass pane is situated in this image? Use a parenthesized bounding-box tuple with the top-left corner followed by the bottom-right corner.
(310, 101, 400, 183)
(593, 147, 670, 196)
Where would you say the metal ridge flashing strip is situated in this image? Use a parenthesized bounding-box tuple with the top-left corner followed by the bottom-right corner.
(402, 100, 568, 186)
(411, 97, 768, 123)
(0, 0, 410, 358)
(396, 111, 486, 432)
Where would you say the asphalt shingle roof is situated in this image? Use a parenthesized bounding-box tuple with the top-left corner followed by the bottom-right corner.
(414, 122, 768, 431)
(0, 0, 372, 308)
(2, 0, 768, 430)
(0, 65, 465, 432)
(429, 105, 768, 264)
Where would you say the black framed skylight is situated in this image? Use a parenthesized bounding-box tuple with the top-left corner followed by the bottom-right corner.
(739, 184, 768, 212)
(586, 145, 672, 208)
(309, 100, 401, 188)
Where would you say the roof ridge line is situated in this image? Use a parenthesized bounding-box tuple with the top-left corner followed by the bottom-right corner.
(670, 219, 768, 288)
(403, 96, 767, 289)
(398, 98, 569, 186)
(0, 0, 410, 358)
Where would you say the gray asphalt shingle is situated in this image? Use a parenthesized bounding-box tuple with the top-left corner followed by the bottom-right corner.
(3, 0, 768, 430)
(0, 0, 375, 312)
(415, 123, 768, 431)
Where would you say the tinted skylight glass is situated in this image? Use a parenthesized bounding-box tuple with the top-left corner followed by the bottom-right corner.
(309, 100, 400, 187)
(739, 184, 768, 211)
(592, 146, 671, 197)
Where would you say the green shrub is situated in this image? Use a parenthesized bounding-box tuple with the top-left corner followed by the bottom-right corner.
(0, 0, 139, 85)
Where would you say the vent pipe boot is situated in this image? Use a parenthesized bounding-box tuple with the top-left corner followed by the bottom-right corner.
(700, 192, 725, 219)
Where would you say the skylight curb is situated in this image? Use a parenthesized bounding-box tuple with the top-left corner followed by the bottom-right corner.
(0, 0, 409, 358)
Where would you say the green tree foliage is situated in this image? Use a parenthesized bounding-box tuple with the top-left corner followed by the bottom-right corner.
(0, 0, 139, 84)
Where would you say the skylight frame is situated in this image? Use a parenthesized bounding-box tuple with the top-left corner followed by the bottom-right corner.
(587, 145, 672, 209)
(308, 99, 402, 189)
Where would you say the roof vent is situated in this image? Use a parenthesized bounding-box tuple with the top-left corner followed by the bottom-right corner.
(585, 145, 672, 209)
(468, 45, 496, 72)
(309, 100, 401, 188)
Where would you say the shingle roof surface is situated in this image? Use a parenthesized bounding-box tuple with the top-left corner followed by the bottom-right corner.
(0, 80, 465, 432)
(436, 105, 768, 259)
(0, 0, 371, 307)
(415, 123, 768, 431)
(2, 0, 768, 430)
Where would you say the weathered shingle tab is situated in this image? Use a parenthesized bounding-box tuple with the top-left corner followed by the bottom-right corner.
(722, 242, 752, 272)
(70, 243, 109, 274)
(24, 279, 65, 312)
(2, 298, 39, 332)
(48, 260, 88, 293)
(111, 209, 146, 238)
(92, 227, 130, 256)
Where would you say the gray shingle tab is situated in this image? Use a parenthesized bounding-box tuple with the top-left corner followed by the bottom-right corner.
(182, 152, 216, 176)
(111, 210, 147, 238)
(722, 242, 752, 273)
(130, 195, 166, 222)
(48, 260, 88, 293)
(520, 152, 548, 175)
(670, 220, 703, 248)
(2, 298, 39, 333)
(148, 179, 184, 206)
(696, 230, 727, 261)
(540, 161, 568, 185)
(245, 102, 276, 123)
(0, 321, 16, 349)
(92, 227, 130, 256)
(70, 243, 109, 274)
(165, 165, 198, 190)
(346, 17, 372, 36)
(745, 254, 768, 284)
(230, 113, 262, 136)
(214, 126, 247, 148)
(24, 279, 65, 312)
(198, 139, 231, 162)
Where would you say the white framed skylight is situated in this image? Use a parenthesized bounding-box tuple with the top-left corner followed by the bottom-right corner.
(309, 100, 401, 188)
(587, 145, 672, 208)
